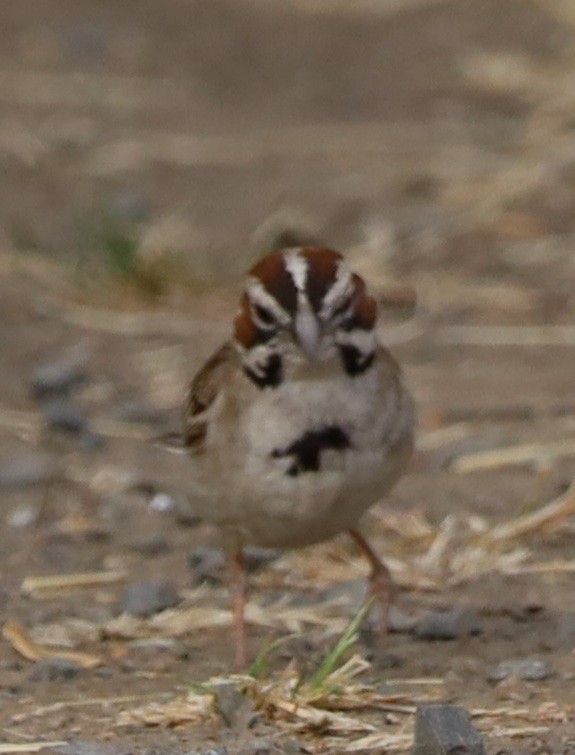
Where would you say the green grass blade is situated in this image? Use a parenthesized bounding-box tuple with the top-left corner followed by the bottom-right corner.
(306, 599, 373, 693)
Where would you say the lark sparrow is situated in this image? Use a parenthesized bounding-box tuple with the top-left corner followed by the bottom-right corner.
(183, 247, 414, 669)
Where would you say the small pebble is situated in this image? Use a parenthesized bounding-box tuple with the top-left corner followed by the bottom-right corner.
(411, 704, 486, 755)
(187, 546, 226, 583)
(8, 505, 40, 528)
(121, 579, 180, 617)
(28, 657, 82, 683)
(149, 492, 177, 513)
(41, 396, 87, 434)
(31, 361, 86, 400)
(488, 658, 553, 682)
(414, 607, 482, 640)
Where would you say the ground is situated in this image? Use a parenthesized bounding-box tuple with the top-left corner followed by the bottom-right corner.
(1, 0, 575, 753)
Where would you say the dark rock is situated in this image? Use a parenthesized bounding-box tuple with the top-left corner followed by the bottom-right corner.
(414, 607, 482, 641)
(130, 534, 171, 556)
(42, 396, 87, 434)
(187, 546, 225, 583)
(0, 454, 57, 489)
(121, 579, 180, 617)
(215, 682, 257, 729)
(31, 361, 86, 400)
(411, 705, 486, 755)
(28, 657, 82, 682)
(488, 658, 553, 682)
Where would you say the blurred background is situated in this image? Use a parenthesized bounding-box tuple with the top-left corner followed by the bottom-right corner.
(3, 0, 575, 308)
(1, 1, 575, 751)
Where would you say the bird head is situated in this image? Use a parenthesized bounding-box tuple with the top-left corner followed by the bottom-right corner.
(233, 247, 378, 388)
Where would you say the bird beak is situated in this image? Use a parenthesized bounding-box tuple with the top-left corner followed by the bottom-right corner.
(294, 309, 322, 360)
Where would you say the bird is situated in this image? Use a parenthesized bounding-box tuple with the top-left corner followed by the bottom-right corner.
(182, 247, 415, 669)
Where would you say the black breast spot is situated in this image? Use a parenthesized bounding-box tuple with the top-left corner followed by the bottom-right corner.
(272, 426, 351, 476)
(339, 344, 375, 376)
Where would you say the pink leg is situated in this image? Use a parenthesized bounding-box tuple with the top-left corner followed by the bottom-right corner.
(348, 528, 394, 636)
(228, 549, 248, 671)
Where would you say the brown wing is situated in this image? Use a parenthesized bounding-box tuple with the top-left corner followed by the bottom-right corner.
(183, 342, 236, 450)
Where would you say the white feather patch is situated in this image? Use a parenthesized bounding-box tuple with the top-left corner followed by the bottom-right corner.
(283, 248, 308, 292)
(335, 327, 376, 354)
(246, 277, 292, 324)
(320, 261, 354, 317)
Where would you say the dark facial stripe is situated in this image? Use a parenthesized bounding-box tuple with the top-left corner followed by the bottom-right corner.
(302, 248, 343, 313)
(243, 353, 282, 389)
(339, 344, 375, 376)
(272, 425, 350, 476)
(249, 251, 298, 316)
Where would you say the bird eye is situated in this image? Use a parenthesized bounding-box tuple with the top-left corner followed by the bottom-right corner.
(253, 303, 276, 328)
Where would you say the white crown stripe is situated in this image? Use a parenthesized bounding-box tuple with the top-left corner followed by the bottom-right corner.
(283, 248, 309, 293)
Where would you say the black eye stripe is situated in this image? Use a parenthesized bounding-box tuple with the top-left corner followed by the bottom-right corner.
(253, 303, 276, 327)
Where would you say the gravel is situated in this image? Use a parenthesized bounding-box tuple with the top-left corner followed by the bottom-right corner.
(121, 579, 180, 617)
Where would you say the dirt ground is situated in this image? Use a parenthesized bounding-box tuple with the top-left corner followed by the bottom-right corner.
(1, 1, 575, 753)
